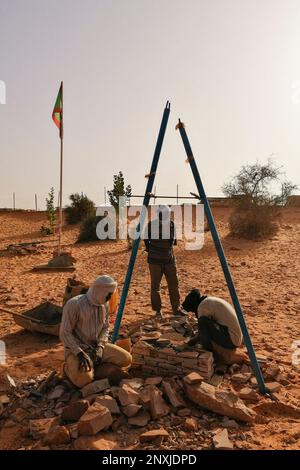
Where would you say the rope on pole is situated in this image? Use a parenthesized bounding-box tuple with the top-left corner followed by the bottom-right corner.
(176, 119, 266, 395)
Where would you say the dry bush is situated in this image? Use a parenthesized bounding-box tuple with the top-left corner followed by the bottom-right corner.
(229, 202, 280, 240)
(77, 215, 105, 243)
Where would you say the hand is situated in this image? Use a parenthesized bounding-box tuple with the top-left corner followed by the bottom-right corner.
(77, 351, 92, 372)
(94, 347, 103, 366)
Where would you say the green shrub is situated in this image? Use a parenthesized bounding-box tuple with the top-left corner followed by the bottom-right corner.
(65, 193, 95, 225)
(77, 215, 107, 243)
(40, 187, 56, 235)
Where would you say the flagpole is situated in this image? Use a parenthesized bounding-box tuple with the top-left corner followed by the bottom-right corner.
(58, 81, 63, 255)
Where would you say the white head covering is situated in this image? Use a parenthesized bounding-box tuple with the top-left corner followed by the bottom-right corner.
(87, 275, 117, 306)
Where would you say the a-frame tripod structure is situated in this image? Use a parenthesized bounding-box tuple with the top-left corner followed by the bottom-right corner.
(112, 102, 266, 394)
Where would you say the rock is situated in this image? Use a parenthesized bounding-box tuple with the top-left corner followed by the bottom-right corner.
(44, 410, 56, 419)
(178, 351, 199, 359)
(112, 415, 126, 431)
(11, 408, 28, 423)
(119, 378, 144, 390)
(264, 364, 281, 380)
(74, 433, 119, 450)
(149, 387, 170, 420)
(183, 372, 203, 385)
(209, 375, 223, 387)
(60, 393, 71, 403)
(118, 384, 140, 406)
(48, 252, 75, 267)
(128, 411, 151, 427)
(213, 429, 234, 450)
(239, 387, 260, 402)
(177, 408, 191, 417)
(29, 418, 59, 440)
(109, 386, 120, 399)
(221, 417, 239, 429)
(231, 373, 252, 384)
(265, 382, 281, 393)
(139, 385, 154, 407)
(20, 398, 33, 408)
(78, 403, 113, 436)
(140, 428, 170, 444)
(184, 417, 198, 431)
(83, 394, 98, 404)
(67, 423, 79, 439)
(61, 400, 90, 421)
(43, 425, 71, 445)
(240, 364, 251, 374)
(145, 377, 163, 386)
(250, 377, 258, 387)
(229, 364, 240, 375)
(0, 394, 10, 405)
(2, 419, 15, 428)
(162, 381, 184, 408)
(253, 401, 300, 420)
(0, 372, 16, 393)
(81, 379, 110, 398)
(47, 385, 65, 400)
(95, 395, 121, 414)
(278, 377, 290, 386)
(185, 382, 255, 423)
(122, 404, 142, 417)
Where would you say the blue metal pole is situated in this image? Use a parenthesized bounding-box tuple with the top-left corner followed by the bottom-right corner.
(176, 119, 266, 394)
(112, 102, 171, 343)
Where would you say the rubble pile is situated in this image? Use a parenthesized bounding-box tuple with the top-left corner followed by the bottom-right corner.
(1, 358, 286, 451)
(0, 324, 297, 451)
(3, 242, 46, 256)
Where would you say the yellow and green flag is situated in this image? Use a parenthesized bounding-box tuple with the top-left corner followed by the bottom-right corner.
(52, 82, 63, 139)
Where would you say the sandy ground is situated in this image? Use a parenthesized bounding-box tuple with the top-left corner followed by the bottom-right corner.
(0, 207, 300, 450)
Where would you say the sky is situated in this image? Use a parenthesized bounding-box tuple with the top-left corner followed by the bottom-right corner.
(0, 0, 300, 209)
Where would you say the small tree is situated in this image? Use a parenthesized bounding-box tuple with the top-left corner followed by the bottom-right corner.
(65, 193, 96, 224)
(222, 160, 297, 239)
(274, 181, 298, 206)
(41, 187, 56, 235)
(107, 171, 132, 212)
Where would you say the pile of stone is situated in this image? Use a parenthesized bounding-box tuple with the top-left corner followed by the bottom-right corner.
(1, 352, 295, 450)
(4, 242, 46, 256)
(0, 364, 261, 450)
(132, 340, 215, 381)
(171, 316, 196, 337)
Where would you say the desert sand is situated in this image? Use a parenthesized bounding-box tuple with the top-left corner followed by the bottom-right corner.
(0, 206, 300, 450)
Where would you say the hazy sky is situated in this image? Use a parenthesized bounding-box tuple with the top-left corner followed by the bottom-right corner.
(1, 0, 300, 209)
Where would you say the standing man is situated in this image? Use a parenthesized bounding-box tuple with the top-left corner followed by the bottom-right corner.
(60, 275, 132, 388)
(144, 205, 183, 319)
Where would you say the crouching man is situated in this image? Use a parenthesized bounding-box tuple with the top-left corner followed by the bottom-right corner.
(60, 275, 132, 388)
(182, 289, 247, 364)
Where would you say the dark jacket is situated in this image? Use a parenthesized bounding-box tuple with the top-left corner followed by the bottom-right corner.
(144, 218, 176, 265)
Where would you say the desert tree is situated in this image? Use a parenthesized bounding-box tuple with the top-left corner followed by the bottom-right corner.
(41, 187, 56, 235)
(107, 171, 132, 212)
(222, 160, 297, 239)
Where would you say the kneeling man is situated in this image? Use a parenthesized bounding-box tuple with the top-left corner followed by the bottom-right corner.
(60, 275, 132, 388)
(182, 289, 246, 364)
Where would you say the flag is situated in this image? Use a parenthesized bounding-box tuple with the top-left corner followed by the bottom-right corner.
(52, 82, 63, 138)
